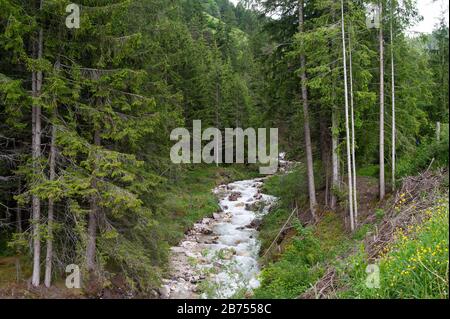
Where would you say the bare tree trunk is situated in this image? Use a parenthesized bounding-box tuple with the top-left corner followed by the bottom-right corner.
(330, 0, 340, 211)
(348, 22, 358, 225)
(331, 104, 340, 210)
(319, 110, 330, 207)
(436, 122, 441, 141)
(390, 0, 396, 192)
(44, 114, 57, 288)
(31, 1, 44, 286)
(86, 130, 101, 272)
(379, 1, 386, 200)
(341, 0, 355, 231)
(215, 71, 220, 166)
(16, 180, 22, 233)
(299, 0, 317, 220)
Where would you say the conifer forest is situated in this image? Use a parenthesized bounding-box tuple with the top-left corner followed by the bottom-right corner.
(0, 0, 448, 301)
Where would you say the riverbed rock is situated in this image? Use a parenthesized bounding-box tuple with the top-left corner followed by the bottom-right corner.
(159, 285, 170, 299)
(228, 192, 242, 201)
(219, 248, 237, 260)
(193, 224, 213, 235)
(202, 237, 217, 244)
(213, 213, 221, 220)
(246, 219, 262, 229)
(189, 275, 200, 283)
(202, 217, 213, 224)
(171, 246, 186, 254)
(253, 193, 262, 200)
(245, 202, 261, 212)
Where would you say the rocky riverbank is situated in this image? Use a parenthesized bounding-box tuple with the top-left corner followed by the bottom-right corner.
(159, 177, 277, 299)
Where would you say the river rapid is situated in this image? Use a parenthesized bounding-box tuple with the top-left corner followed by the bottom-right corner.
(159, 177, 277, 299)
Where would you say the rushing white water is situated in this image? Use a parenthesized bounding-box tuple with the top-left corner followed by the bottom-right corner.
(160, 177, 277, 299)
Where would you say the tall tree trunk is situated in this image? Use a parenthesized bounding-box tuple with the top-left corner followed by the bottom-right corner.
(44, 114, 57, 288)
(86, 130, 101, 272)
(298, 0, 317, 220)
(215, 71, 220, 166)
(341, 0, 355, 231)
(348, 22, 358, 225)
(390, 1, 396, 191)
(436, 122, 441, 141)
(31, 0, 44, 286)
(16, 180, 22, 233)
(331, 109, 339, 209)
(379, 1, 386, 200)
(319, 114, 330, 207)
(330, 0, 340, 210)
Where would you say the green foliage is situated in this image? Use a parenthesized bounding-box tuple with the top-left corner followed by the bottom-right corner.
(0, 0, 268, 293)
(254, 223, 325, 299)
(357, 165, 379, 178)
(375, 209, 385, 222)
(263, 164, 323, 210)
(342, 199, 449, 299)
(396, 125, 449, 178)
(255, 212, 351, 299)
(0, 0, 448, 298)
(352, 224, 375, 241)
(159, 165, 258, 245)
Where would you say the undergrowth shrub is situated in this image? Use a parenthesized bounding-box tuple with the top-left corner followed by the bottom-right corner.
(254, 223, 325, 299)
(341, 199, 449, 299)
(397, 126, 449, 178)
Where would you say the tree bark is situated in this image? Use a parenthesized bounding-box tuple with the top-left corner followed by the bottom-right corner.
(319, 113, 330, 207)
(390, 1, 396, 191)
(44, 114, 57, 288)
(348, 22, 358, 225)
(215, 69, 221, 166)
(330, 0, 340, 211)
(331, 109, 339, 210)
(379, 1, 386, 200)
(436, 122, 441, 141)
(86, 130, 101, 272)
(341, 0, 355, 231)
(298, 0, 317, 220)
(16, 180, 22, 233)
(31, 0, 44, 286)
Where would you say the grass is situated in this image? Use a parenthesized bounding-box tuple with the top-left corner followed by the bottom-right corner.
(255, 161, 449, 299)
(340, 198, 449, 299)
(357, 164, 379, 178)
(159, 164, 259, 245)
(254, 211, 352, 299)
(255, 196, 449, 299)
(0, 256, 31, 286)
(254, 164, 353, 299)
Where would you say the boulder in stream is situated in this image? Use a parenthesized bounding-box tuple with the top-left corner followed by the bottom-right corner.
(253, 193, 262, 200)
(246, 219, 262, 230)
(228, 192, 242, 201)
(159, 285, 170, 299)
(245, 201, 262, 212)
